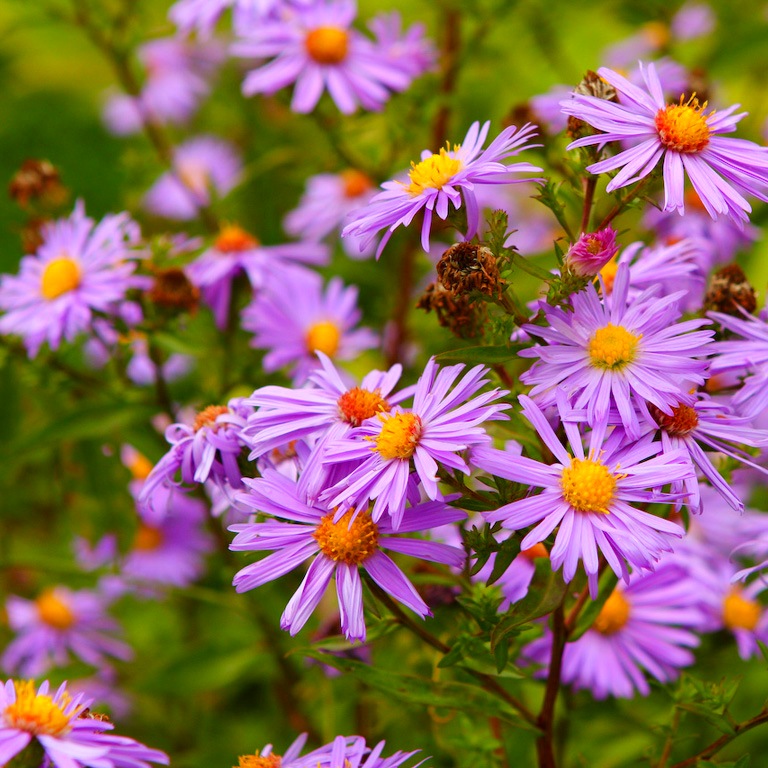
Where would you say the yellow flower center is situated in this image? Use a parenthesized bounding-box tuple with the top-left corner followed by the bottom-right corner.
(36, 589, 75, 630)
(134, 523, 164, 551)
(588, 323, 642, 370)
(374, 412, 422, 460)
(723, 589, 761, 631)
(649, 402, 699, 436)
(3, 681, 72, 737)
(340, 169, 372, 198)
(337, 387, 390, 426)
(561, 457, 616, 514)
(305, 320, 341, 357)
(313, 510, 380, 565)
(305, 26, 349, 64)
(193, 404, 230, 432)
(128, 451, 154, 481)
(41, 257, 81, 300)
(598, 257, 619, 294)
(215, 225, 259, 253)
(655, 97, 712, 154)
(406, 146, 462, 196)
(593, 589, 631, 635)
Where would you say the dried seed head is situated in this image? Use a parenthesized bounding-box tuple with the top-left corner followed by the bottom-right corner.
(416, 280, 486, 339)
(436, 242, 503, 298)
(9, 159, 67, 209)
(147, 267, 200, 312)
(704, 264, 757, 316)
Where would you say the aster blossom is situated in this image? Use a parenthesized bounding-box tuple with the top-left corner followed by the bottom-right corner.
(0, 679, 168, 768)
(230, 470, 465, 641)
(343, 121, 542, 257)
(520, 262, 713, 437)
(474, 395, 692, 596)
(321, 358, 508, 528)
(560, 61, 768, 224)
(0, 201, 145, 357)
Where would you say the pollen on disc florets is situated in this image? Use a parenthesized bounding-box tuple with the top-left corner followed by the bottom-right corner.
(193, 404, 230, 432)
(340, 169, 372, 199)
(374, 412, 423, 460)
(655, 95, 712, 154)
(722, 588, 761, 631)
(561, 457, 616, 514)
(4, 681, 73, 737)
(593, 589, 631, 635)
(313, 510, 380, 565)
(648, 402, 699, 436)
(337, 387, 390, 426)
(134, 523, 164, 551)
(215, 224, 258, 253)
(588, 323, 642, 370)
(36, 588, 75, 630)
(236, 755, 282, 768)
(305, 320, 341, 358)
(406, 145, 462, 196)
(41, 256, 81, 300)
(305, 26, 349, 64)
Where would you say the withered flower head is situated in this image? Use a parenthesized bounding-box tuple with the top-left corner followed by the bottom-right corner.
(9, 159, 67, 209)
(704, 263, 757, 316)
(147, 267, 200, 313)
(436, 242, 503, 299)
(567, 70, 618, 139)
(417, 280, 486, 339)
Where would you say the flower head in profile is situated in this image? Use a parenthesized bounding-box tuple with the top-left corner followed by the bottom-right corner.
(231, 471, 465, 641)
(343, 121, 542, 257)
(0, 202, 145, 357)
(561, 61, 768, 224)
(0, 679, 168, 768)
(474, 396, 691, 596)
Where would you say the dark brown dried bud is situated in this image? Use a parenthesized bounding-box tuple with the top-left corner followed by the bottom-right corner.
(147, 267, 200, 313)
(704, 264, 757, 316)
(416, 281, 486, 340)
(567, 71, 618, 139)
(9, 159, 67, 209)
(20, 217, 49, 254)
(436, 242, 503, 298)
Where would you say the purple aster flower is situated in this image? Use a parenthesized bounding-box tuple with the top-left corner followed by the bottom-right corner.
(672, 2, 715, 40)
(230, 470, 465, 641)
(474, 395, 692, 596)
(0, 201, 145, 357)
(143, 135, 242, 220)
(2, 586, 131, 677)
(0, 679, 168, 768)
(187, 224, 328, 329)
(561, 62, 768, 224)
(563, 226, 619, 277)
(138, 397, 252, 515)
(170, 0, 290, 35)
(322, 358, 508, 528)
(523, 563, 704, 698)
(365, 12, 436, 79)
(602, 23, 670, 69)
(242, 264, 378, 384)
(520, 262, 713, 437)
(343, 121, 542, 257)
(284, 169, 378, 258)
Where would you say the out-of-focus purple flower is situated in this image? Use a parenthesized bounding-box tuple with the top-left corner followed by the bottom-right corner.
(242, 264, 378, 384)
(343, 121, 542, 257)
(170, 0, 289, 35)
(187, 224, 328, 329)
(0, 679, 168, 768)
(143, 136, 242, 220)
(0, 202, 146, 357)
(322, 358, 508, 528)
(2, 586, 131, 677)
(233, 0, 428, 115)
(366, 12, 436, 78)
(284, 170, 378, 258)
(561, 62, 768, 224)
(672, 2, 715, 40)
(474, 396, 692, 596)
(530, 85, 573, 134)
(231, 470, 465, 641)
(69, 667, 133, 719)
(564, 227, 619, 277)
(602, 22, 670, 69)
(523, 564, 704, 698)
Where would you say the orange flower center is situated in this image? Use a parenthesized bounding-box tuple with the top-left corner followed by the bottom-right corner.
(36, 589, 75, 630)
(561, 457, 616, 514)
(655, 97, 712, 154)
(521, 543, 549, 561)
(128, 451, 154, 481)
(649, 402, 699, 436)
(337, 387, 390, 426)
(374, 412, 422, 460)
(305, 320, 341, 357)
(215, 225, 258, 253)
(340, 169, 372, 198)
(313, 510, 380, 565)
(723, 589, 761, 631)
(305, 26, 349, 64)
(593, 589, 631, 635)
(3, 681, 72, 737)
(41, 256, 81, 300)
(194, 404, 230, 432)
(134, 523, 165, 551)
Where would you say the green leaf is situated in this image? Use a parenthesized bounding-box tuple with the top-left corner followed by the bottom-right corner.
(434, 344, 525, 366)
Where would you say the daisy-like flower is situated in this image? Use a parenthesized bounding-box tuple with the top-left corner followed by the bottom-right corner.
(523, 563, 704, 698)
(343, 121, 542, 257)
(561, 61, 768, 224)
(2, 586, 131, 677)
(366, 12, 436, 79)
(138, 397, 252, 515)
(187, 224, 328, 329)
(563, 226, 619, 277)
(230, 471, 465, 641)
(170, 0, 290, 35)
(322, 358, 508, 528)
(0, 202, 145, 357)
(242, 264, 378, 384)
(143, 135, 242, 221)
(284, 169, 378, 258)
(233, 0, 426, 116)
(520, 262, 713, 437)
(474, 396, 692, 596)
(0, 679, 168, 768)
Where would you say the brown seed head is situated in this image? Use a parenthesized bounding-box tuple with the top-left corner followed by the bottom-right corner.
(704, 263, 757, 316)
(436, 243, 503, 298)
(148, 267, 200, 312)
